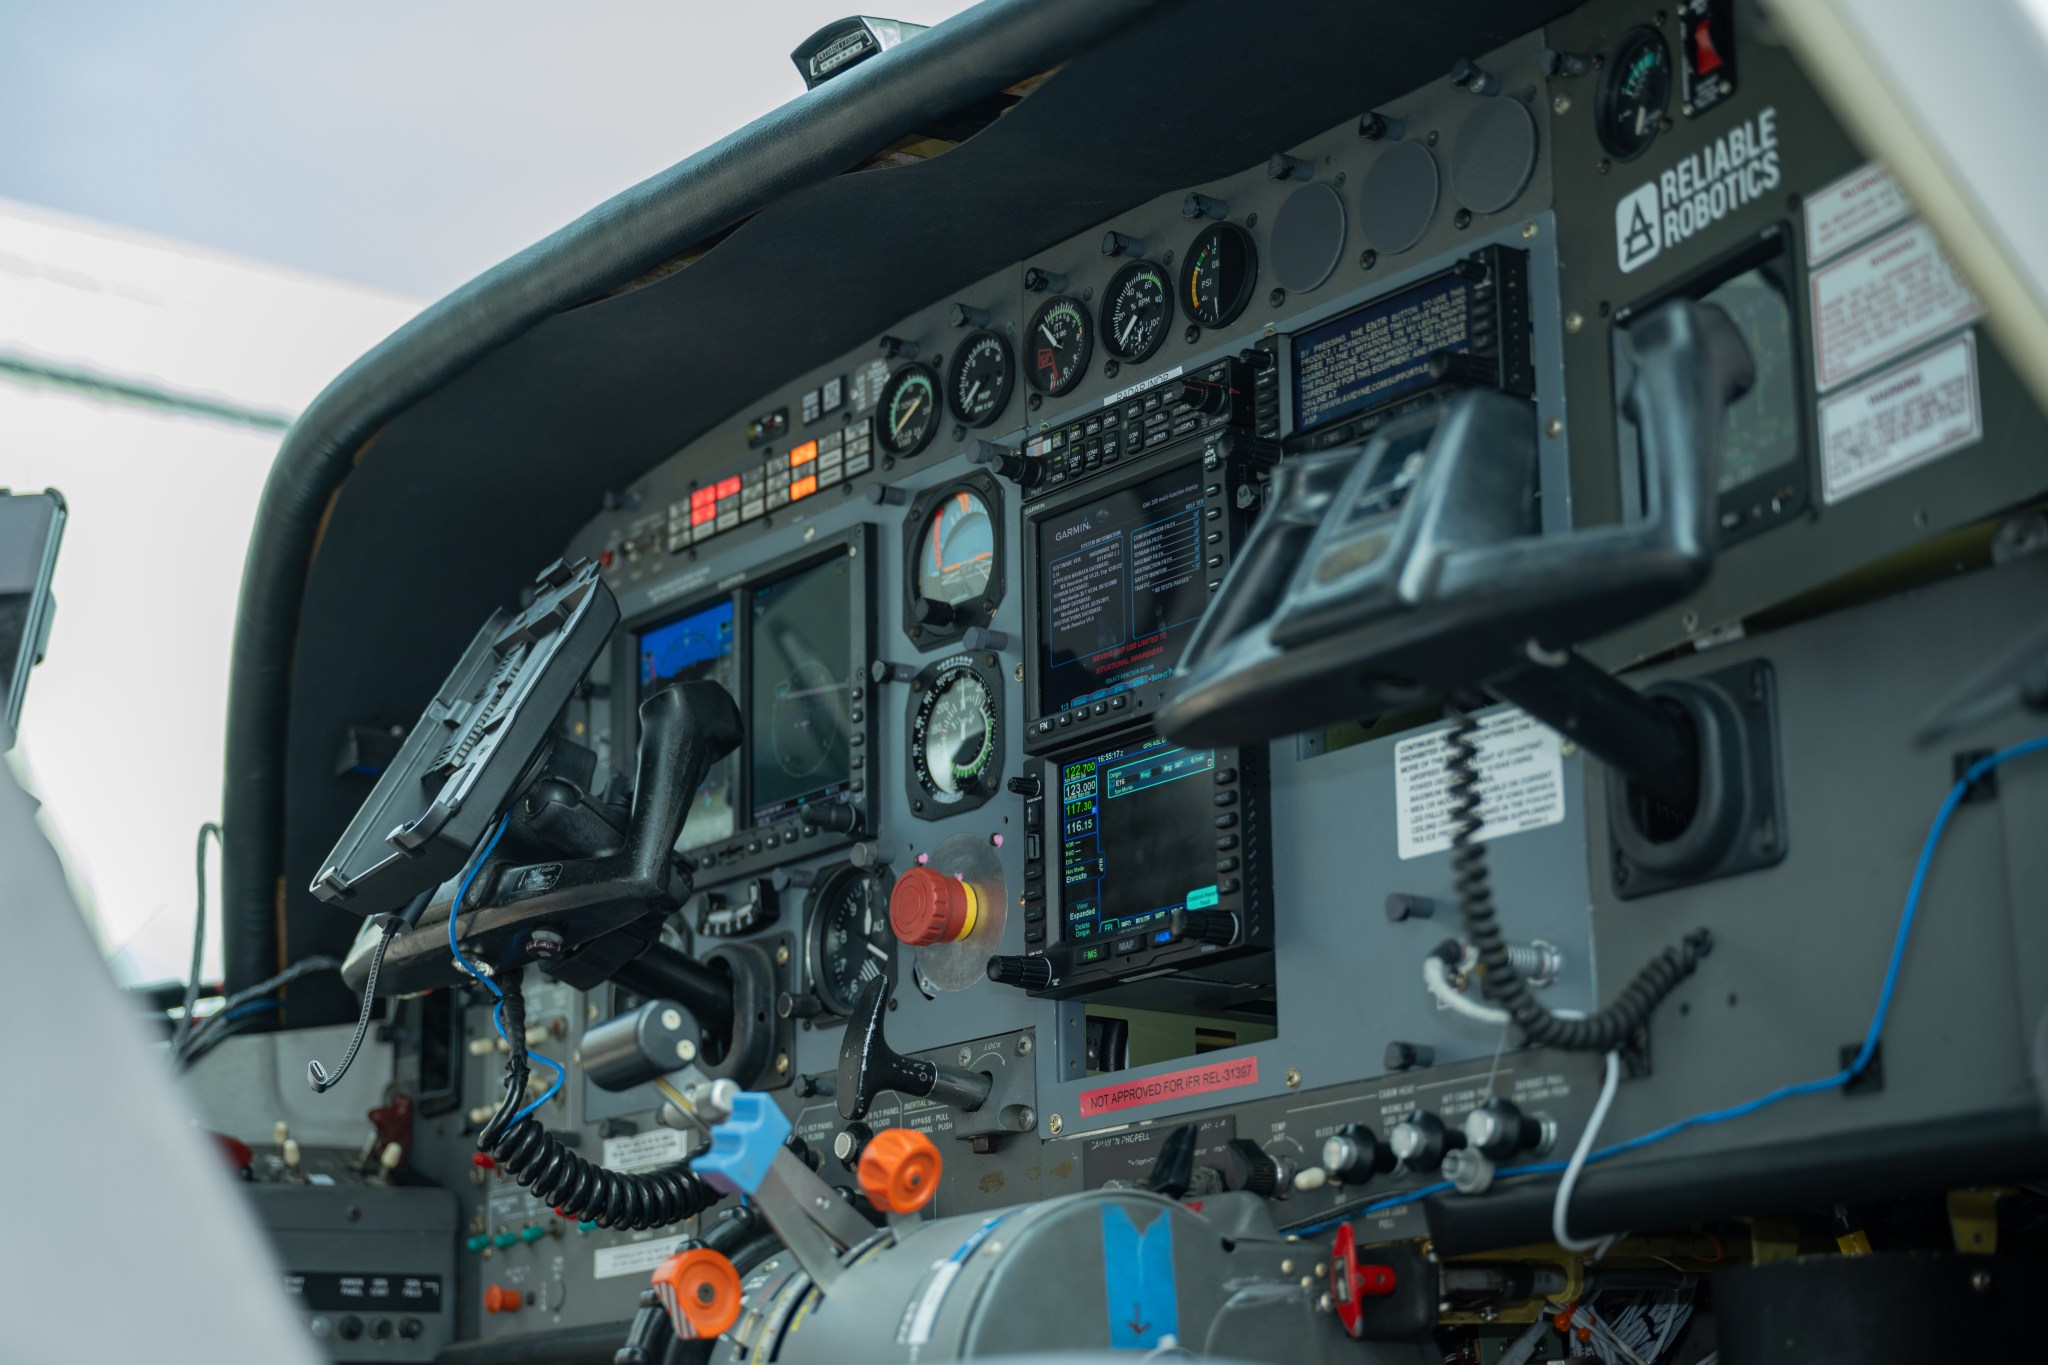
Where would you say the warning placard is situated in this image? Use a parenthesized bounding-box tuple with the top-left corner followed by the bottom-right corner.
(1804, 163, 1913, 264)
(1820, 333, 1981, 504)
(594, 1238, 684, 1281)
(1810, 221, 1980, 390)
(1078, 1055, 1258, 1118)
(600, 1126, 689, 1174)
(1395, 711, 1565, 860)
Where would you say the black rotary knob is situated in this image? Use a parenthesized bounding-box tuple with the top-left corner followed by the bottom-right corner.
(833, 1122, 873, 1166)
(1220, 1138, 1286, 1198)
(1388, 1109, 1465, 1173)
(911, 597, 957, 627)
(1462, 1098, 1545, 1161)
(1170, 909, 1238, 946)
(1321, 1123, 1396, 1186)
(985, 954, 1053, 991)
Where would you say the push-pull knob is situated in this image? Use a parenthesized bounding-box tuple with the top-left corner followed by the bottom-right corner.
(835, 976, 993, 1121)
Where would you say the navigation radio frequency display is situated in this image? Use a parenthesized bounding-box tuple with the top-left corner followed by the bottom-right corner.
(637, 597, 739, 850)
(1037, 462, 1205, 716)
(1058, 733, 1218, 944)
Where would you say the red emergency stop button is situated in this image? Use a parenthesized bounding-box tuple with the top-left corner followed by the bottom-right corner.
(1329, 1223, 1397, 1339)
(889, 866, 978, 946)
(484, 1285, 522, 1315)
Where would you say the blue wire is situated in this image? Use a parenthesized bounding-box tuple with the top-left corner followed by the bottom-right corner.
(221, 999, 282, 1024)
(1293, 735, 2048, 1241)
(447, 814, 567, 1124)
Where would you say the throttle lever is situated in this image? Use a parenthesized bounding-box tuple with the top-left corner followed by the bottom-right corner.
(836, 976, 993, 1121)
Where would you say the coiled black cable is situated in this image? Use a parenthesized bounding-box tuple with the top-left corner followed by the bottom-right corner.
(1445, 710, 1713, 1052)
(478, 977, 721, 1231)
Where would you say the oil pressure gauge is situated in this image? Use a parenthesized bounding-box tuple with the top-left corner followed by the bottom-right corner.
(1597, 27, 1673, 161)
(907, 654, 1003, 819)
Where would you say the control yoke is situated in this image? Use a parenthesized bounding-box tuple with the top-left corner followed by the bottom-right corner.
(345, 679, 743, 997)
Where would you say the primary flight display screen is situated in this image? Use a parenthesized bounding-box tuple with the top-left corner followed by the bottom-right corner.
(638, 598, 739, 851)
(1036, 462, 1206, 716)
(749, 558, 855, 826)
(1058, 734, 1218, 944)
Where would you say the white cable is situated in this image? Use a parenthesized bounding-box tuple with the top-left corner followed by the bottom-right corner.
(1424, 953, 1512, 1025)
(1553, 1050, 1623, 1252)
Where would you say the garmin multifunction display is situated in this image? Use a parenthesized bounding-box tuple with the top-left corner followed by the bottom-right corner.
(637, 598, 741, 850)
(1058, 735, 1218, 944)
(749, 558, 855, 825)
(1036, 463, 1206, 716)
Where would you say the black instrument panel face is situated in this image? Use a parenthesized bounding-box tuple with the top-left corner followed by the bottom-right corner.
(611, 529, 877, 885)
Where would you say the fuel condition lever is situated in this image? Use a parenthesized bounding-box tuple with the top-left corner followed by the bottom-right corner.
(835, 975, 993, 1121)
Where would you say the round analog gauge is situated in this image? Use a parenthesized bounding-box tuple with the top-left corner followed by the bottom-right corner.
(918, 488, 996, 610)
(1103, 260, 1172, 363)
(1597, 28, 1673, 161)
(915, 668, 997, 803)
(1179, 221, 1259, 330)
(946, 329, 1014, 428)
(1025, 295, 1093, 396)
(804, 864, 892, 1018)
(878, 362, 942, 458)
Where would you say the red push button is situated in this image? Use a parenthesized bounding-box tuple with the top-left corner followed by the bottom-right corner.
(889, 866, 978, 947)
(484, 1285, 521, 1315)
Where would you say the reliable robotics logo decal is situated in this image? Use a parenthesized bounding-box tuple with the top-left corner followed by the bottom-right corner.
(1616, 106, 1781, 273)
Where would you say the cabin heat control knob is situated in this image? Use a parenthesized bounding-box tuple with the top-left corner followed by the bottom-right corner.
(1388, 1109, 1465, 1173)
(889, 866, 980, 947)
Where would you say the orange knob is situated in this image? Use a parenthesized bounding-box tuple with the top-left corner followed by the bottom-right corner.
(890, 866, 978, 946)
(652, 1247, 742, 1341)
(483, 1285, 521, 1314)
(858, 1127, 943, 1214)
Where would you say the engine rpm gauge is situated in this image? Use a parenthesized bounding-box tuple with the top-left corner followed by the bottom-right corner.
(878, 362, 941, 458)
(803, 863, 893, 1018)
(1180, 221, 1258, 330)
(947, 329, 1014, 428)
(1103, 260, 1172, 363)
(1025, 296, 1093, 397)
(918, 488, 995, 609)
(1597, 27, 1673, 161)
(907, 656, 1003, 818)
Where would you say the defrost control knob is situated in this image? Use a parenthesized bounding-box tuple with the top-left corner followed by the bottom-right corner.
(1462, 1098, 1551, 1161)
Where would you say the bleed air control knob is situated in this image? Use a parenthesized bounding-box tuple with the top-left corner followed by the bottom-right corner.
(1321, 1123, 1397, 1186)
(1462, 1098, 1552, 1161)
(889, 866, 979, 948)
(1389, 1109, 1465, 1173)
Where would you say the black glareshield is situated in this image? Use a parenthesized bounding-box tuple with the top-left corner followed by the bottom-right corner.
(0, 489, 66, 743)
(1156, 298, 1755, 748)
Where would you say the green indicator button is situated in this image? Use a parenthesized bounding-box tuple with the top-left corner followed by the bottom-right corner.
(492, 1232, 518, 1250)
(464, 1235, 491, 1254)
(1078, 946, 1103, 964)
(1187, 885, 1220, 910)
(519, 1225, 547, 1243)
